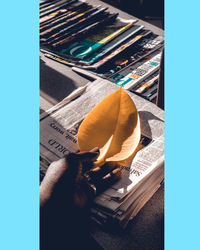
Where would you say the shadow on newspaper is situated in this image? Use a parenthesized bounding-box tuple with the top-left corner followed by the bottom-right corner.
(40, 58, 79, 103)
(139, 110, 164, 139)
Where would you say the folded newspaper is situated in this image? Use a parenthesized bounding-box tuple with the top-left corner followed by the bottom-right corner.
(40, 79, 164, 228)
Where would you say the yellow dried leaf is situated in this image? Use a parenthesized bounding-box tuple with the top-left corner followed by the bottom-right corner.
(77, 87, 141, 166)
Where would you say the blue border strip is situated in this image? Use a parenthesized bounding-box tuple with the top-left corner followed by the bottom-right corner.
(165, 1, 200, 249)
(0, 1, 39, 249)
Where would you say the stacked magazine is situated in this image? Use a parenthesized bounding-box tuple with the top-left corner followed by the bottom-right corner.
(40, 0, 164, 103)
(40, 0, 141, 66)
(40, 79, 164, 228)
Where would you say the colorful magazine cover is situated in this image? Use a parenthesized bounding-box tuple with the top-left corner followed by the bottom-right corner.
(78, 24, 144, 65)
(59, 18, 136, 59)
(71, 34, 164, 80)
(109, 49, 162, 90)
(98, 34, 164, 78)
(79, 30, 151, 70)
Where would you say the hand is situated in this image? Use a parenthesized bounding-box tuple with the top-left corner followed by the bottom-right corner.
(40, 148, 121, 250)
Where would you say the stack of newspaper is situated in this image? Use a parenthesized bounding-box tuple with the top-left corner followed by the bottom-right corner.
(40, 79, 164, 228)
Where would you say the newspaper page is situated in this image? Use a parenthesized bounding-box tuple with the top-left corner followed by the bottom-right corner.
(40, 79, 164, 208)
